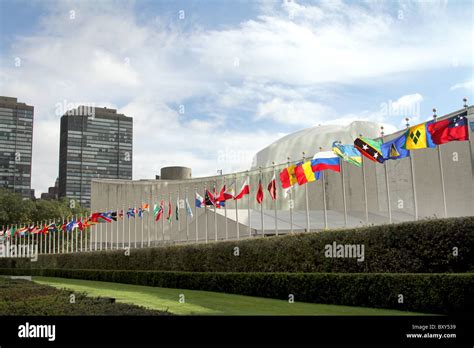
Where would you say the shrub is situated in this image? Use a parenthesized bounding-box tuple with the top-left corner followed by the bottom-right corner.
(1, 268, 472, 314)
(0, 217, 472, 273)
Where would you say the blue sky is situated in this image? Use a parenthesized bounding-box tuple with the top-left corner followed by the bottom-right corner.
(0, 0, 473, 195)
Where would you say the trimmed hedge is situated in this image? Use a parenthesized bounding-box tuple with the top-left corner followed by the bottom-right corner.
(0, 277, 169, 315)
(1, 268, 473, 314)
(1, 217, 473, 273)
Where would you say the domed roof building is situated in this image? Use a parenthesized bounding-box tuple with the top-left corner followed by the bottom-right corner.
(251, 120, 383, 168)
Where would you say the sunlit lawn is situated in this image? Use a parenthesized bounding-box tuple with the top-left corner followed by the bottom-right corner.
(33, 276, 426, 316)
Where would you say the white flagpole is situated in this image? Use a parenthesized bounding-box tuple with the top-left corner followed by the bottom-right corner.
(432, 109, 448, 218)
(287, 157, 294, 234)
(213, 182, 217, 242)
(99, 213, 103, 251)
(94, 215, 98, 251)
(52, 220, 56, 254)
(235, 174, 239, 240)
(177, 188, 181, 242)
(259, 168, 264, 237)
(380, 128, 392, 224)
(303, 152, 310, 232)
(75, 214, 78, 253)
(84, 214, 88, 252)
(360, 139, 369, 225)
(105, 211, 109, 250)
(141, 203, 144, 248)
(161, 197, 165, 243)
(223, 176, 228, 240)
(134, 202, 137, 248)
(272, 162, 278, 236)
(405, 117, 418, 221)
(39, 221, 43, 254)
(80, 214, 83, 251)
(128, 206, 132, 249)
(115, 208, 118, 250)
(204, 184, 208, 243)
(340, 159, 348, 227)
(318, 147, 329, 230)
(322, 171, 328, 229)
(122, 206, 125, 249)
(149, 189, 152, 247)
(48, 219, 51, 254)
(185, 188, 189, 242)
(168, 192, 172, 243)
(247, 171, 251, 238)
(195, 186, 198, 242)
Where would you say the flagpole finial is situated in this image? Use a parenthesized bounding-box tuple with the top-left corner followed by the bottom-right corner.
(432, 108, 437, 120)
(405, 117, 410, 128)
(463, 97, 468, 108)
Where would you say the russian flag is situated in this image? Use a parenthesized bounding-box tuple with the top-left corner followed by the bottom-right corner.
(311, 151, 341, 174)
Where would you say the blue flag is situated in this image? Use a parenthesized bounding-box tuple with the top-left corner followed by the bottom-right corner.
(381, 133, 410, 161)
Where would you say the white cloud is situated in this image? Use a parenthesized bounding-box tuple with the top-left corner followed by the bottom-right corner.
(450, 80, 474, 91)
(256, 98, 332, 126)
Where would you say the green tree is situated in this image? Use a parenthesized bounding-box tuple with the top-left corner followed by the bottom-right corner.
(0, 188, 89, 227)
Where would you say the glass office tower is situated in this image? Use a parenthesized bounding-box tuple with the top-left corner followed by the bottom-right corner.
(59, 106, 132, 207)
(0, 96, 34, 199)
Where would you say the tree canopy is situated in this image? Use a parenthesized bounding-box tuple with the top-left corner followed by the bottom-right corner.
(0, 188, 88, 227)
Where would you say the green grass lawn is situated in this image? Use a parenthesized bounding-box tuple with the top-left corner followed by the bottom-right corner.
(33, 276, 426, 316)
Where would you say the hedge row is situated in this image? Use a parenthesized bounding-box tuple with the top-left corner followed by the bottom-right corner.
(1, 217, 472, 273)
(0, 277, 169, 316)
(1, 268, 473, 314)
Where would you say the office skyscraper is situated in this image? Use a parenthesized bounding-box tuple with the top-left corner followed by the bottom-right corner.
(0, 96, 34, 199)
(59, 106, 132, 207)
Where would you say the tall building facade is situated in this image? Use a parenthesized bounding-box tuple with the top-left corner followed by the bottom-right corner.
(59, 106, 132, 207)
(0, 96, 34, 199)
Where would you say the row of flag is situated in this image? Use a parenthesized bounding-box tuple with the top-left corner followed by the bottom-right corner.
(0, 217, 97, 239)
(279, 111, 470, 192)
(0, 112, 470, 239)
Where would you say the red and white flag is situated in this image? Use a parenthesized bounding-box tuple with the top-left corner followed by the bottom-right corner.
(218, 183, 235, 201)
(234, 177, 250, 200)
(267, 173, 277, 200)
(256, 179, 264, 204)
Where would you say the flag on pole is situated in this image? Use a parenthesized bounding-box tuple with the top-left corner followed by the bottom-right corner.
(126, 208, 136, 218)
(195, 193, 205, 208)
(185, 197, 193, 218)
(256, 179, 264, 204)
(279, 164, 297, 189)
(381, 133, 410, 161)
(155, 201, 164, 221)
(311, 151, 341, 175)
(141, 203, 150, 212)
(427, 112, 469, 145)
(217, 184, 235, 201)
(205, 189, 216, 207)
(166, 201, 172, 222)
(175, 199, 179, 221)
(98, 212, 113, 223)
(354, 137, 385, 163)
(404, 122, 435, 150)
(234, 177, 250, 200)
(66, 219, 78, 232)
(267, 174, 277, 200)
(295, 161, 315, 185)
(332, 141, 362, 167)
